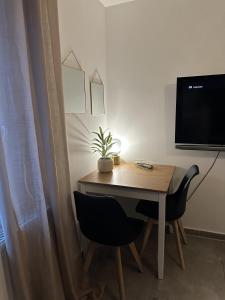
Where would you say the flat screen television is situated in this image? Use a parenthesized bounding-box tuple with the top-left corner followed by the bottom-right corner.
(175, 74, 225, 150)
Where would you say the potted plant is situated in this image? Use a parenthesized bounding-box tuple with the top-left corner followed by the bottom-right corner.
(91, 127, 115, 173)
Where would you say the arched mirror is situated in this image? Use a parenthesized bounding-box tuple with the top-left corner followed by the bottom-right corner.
(90, 70, 105, 116)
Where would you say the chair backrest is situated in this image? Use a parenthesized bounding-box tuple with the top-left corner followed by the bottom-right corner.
(169, 165, 199, 219)
(74, 191, 128, 238)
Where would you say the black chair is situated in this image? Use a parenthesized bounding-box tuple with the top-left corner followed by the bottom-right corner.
(136, 165, 199, 270)
(74, 191, 144, 300)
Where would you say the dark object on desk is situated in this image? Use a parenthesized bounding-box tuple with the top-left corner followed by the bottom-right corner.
(74, 191, 144, 300)
(135, 161, 153, 169)
(136, 165, 199, 270)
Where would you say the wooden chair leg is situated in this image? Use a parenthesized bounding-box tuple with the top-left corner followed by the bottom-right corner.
(173, 221, 186, 270)
(116, 247, 126, 300)
(140, 220, 153, 256)
(129, 242, 143, 273)
(83, 242, 96, 273)
(178, 218, 188, 245)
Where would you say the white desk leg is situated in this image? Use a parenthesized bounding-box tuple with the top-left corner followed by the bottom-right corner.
(158, 192, 166, 279)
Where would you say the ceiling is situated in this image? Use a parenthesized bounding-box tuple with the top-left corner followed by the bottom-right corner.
(99, 0, 135, 7)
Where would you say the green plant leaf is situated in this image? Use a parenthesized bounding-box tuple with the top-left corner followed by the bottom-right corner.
(91, 147, 101, 152)
(105, 152, 114, 158)
(105, 143, 114, 152)
(99, 127, 104, 139)
(92, 142, 102, 148)
(91, 127, 115, 158)
(92, 131, 103, 142)
(92, 138, 101, 143)
(106, 133, 111, 144)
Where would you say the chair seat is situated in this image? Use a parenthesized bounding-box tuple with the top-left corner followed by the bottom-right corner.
(136, 197, 181, 222)
(81, 217, 144, 247)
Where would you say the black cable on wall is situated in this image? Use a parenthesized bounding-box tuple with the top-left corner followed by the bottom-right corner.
(187, 151, 221, 201)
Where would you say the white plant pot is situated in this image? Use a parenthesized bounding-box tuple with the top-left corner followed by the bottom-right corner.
(98, 158, 113, 173)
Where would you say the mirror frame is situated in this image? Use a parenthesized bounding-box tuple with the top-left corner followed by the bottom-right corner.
(61, 50, 86, 114)
(90, 81, 105, 116)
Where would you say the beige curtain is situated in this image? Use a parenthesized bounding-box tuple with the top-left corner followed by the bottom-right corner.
(0, 0, 103, 299)
(0, 252, 9, 300)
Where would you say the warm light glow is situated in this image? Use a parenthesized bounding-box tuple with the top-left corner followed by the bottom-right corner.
(111, 139, 121, 155)
(112, 134, 129, 155)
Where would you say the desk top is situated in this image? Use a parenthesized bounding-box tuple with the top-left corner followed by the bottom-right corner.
(79, 163, 175, 193)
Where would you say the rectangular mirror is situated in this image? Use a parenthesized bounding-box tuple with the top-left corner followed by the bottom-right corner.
(91, 82, 105, 115)
(62, 65, 86, 113)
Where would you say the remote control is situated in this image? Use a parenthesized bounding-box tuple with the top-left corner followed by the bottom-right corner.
(136, 162, 153, 169)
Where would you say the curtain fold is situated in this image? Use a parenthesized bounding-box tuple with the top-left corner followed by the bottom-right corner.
(0, 249, 10, 300)
(0, 0, 103, 299)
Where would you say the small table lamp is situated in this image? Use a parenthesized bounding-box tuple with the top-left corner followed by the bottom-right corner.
(111, 139, 121, 165)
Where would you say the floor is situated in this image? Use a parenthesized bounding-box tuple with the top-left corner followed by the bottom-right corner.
(89, 229, 225, 300)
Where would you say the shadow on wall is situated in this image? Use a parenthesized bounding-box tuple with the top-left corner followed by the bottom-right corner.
(65, 114, 91, 153)
(184, 173, 225, 229)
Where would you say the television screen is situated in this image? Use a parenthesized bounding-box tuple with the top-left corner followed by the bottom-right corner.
(175, 74, 225, 146)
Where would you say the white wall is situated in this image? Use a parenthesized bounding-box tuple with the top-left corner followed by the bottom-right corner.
(57, 0, 107, 191)
(106, 0, 225, 234)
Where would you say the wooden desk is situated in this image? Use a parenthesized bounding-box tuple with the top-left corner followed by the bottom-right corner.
(79, 163, 175, 279)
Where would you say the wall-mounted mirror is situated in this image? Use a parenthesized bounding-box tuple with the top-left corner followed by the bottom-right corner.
(62, 51, 86, 113)
(91, 82, 105, 116)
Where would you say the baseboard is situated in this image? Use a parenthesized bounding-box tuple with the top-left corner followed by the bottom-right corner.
(147, 224, 225, 241)
(184, 227, 225, 241)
